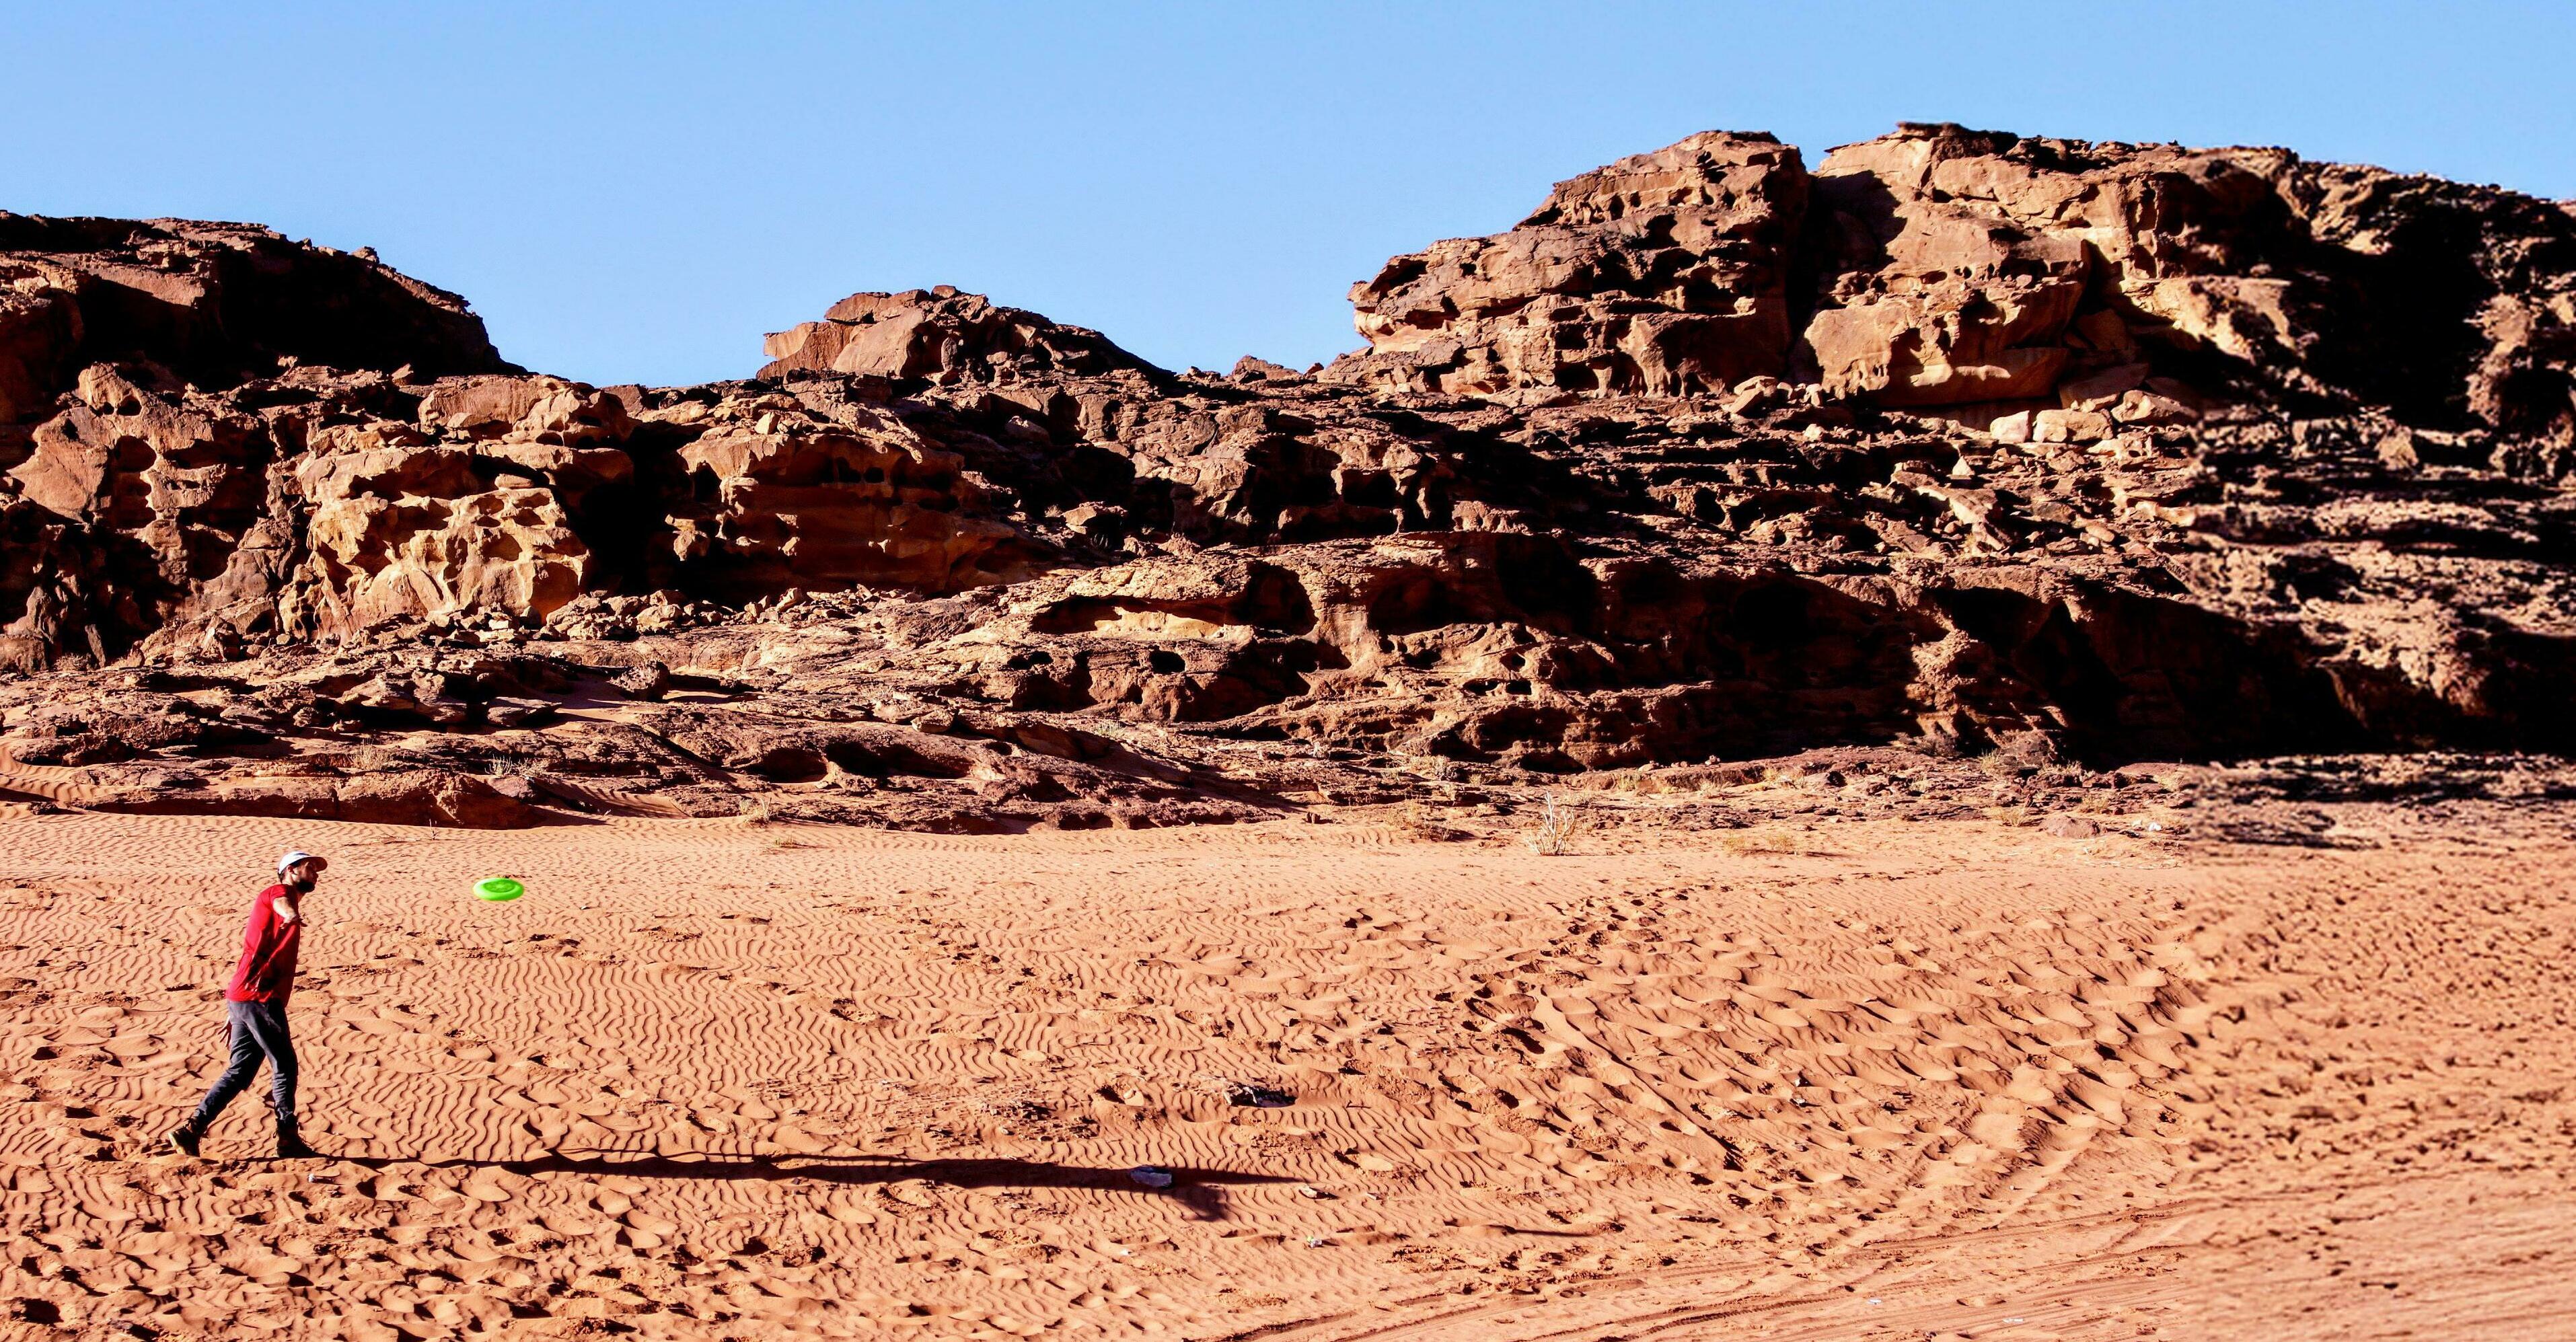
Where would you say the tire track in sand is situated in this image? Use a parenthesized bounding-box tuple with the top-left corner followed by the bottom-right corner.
(0, 814, 2567, 1338)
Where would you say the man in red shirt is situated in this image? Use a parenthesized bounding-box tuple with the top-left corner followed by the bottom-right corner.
(168, 850, 327, 1159)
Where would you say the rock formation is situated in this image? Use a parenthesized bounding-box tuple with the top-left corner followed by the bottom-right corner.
(758, 285, 1154, 386)
(5, 124, 2576, 829)
(0, 215, 504, 416)
(1331, 131, 1809, 398)
(1332, 122, 2576, 445)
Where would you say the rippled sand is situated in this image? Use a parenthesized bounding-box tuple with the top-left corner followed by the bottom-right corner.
(0, 807, 2568, 1339)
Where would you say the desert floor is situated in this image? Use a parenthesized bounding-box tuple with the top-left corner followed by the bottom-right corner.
(0, 804, 2570, 1340)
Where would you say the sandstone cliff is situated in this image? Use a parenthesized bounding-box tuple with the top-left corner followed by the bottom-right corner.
(5, 124, 2575, 829)
(1332, 122, 2576, 441)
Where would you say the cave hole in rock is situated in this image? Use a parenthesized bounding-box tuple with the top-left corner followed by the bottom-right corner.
(747, 746, 828, 784)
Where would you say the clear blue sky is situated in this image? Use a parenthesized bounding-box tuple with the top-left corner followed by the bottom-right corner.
(5, 2, 2570, 386)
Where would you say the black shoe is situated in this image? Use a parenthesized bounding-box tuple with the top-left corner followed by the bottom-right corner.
(274, 1125, 320, 1160)
(167, 1127, 201, 1158)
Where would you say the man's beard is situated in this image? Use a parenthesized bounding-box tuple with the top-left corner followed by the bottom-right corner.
(287, 874, 316, 892)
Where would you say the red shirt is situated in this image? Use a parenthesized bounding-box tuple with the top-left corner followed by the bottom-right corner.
(225, 884, 303, 1004)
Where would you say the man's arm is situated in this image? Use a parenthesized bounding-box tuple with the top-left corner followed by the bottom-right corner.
(231, 890, 301, 991)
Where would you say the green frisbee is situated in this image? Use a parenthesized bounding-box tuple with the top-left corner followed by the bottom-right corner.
(474, 877, 525, 902)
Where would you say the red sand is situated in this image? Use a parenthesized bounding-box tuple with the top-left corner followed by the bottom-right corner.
(1, 807, 2569, 1339)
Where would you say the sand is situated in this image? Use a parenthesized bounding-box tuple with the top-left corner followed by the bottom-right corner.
(0, 805, 2569, 1339)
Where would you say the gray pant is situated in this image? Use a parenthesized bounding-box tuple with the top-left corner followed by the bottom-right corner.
(188, 1000, 297, 1131)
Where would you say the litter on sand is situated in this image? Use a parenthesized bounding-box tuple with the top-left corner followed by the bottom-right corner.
(1218, 1079, 1295, 1108)
(474, 877, 525, 902)
(1128, 1166, 1174, 1189)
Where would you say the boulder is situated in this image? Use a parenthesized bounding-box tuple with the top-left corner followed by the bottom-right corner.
(610, 659, 671, 702)
(2032, 408, 2113, 443)
(13, 366, 262, 555)
(418, 373, 635, 445)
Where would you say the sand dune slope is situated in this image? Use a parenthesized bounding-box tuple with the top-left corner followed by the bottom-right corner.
(0, 811, 2569, 1338)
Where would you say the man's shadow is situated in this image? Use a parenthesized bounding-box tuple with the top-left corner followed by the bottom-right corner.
(334, 1150, 1297, 1223)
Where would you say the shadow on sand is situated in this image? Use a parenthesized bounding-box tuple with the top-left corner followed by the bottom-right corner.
(334, 1150, 1300, 1222)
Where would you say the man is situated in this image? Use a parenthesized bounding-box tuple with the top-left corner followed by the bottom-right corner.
(168, 850, 326, 1160)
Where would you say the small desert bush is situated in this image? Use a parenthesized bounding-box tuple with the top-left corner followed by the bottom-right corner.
(1526, 793, 1584, 856)
(1397, 800, 1462, 842)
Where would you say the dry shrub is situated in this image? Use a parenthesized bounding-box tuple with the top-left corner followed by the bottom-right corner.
(1526, 793, 1585, 856)
(1397, 800, 1463, 842)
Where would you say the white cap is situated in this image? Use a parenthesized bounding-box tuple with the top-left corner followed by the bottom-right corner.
(277, 850, 328, 876)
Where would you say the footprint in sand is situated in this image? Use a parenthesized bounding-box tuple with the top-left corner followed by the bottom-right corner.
(538, 1208, 603, 1237)
(620, 1208, 677, 1248)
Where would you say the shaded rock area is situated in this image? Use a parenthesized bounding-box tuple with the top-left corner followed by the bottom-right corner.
(6, 123, 2576, 829)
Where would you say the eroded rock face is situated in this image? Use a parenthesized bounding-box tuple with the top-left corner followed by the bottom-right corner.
(661, 400, 1048, 594)
(418, 373, 635, 445)
(0, 287, 82, 424)
(759, 287, 1154, 386)
(289, 449, 596, 639)
(1331, 132, 1809, 398)
(7, 124, 2576, 830)
(12, 366, 266, 580)
(1329, 121, 2576, 447)
(0, 214, 507, 413)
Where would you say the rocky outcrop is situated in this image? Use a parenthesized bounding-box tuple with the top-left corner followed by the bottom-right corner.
(6, 124, 2576, 829)
(758, 287, 1156, 386)
(287, 447, 597, 639)
(0, 223, 515, 665)
(1330, 133, 1809, 398)
(654, 392, 1052, 595)
(1330, 122, 2576, 448)
(0, 287, 82, 426)
(0, 215, 506, 419)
